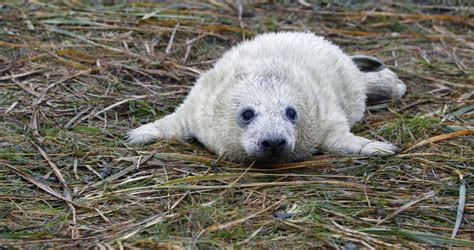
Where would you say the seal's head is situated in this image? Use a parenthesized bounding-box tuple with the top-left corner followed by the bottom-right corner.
(207, 60, 320, 163)
(224, 72, 305, 162)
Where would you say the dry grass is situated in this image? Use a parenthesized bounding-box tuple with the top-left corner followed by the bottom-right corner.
(0, 0, 473, 248)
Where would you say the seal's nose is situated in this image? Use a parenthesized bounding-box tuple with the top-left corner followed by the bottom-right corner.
(260, 138, 287, 153)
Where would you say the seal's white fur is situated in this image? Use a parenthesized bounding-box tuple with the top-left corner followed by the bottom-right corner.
(128, 32, 406, 162)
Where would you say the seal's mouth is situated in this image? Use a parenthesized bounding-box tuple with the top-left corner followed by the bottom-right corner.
(247, 150, 293, 163)
(243, 139, 296, 163)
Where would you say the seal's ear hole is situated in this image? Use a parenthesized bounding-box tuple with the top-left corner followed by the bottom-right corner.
(351, 55, 385, 73)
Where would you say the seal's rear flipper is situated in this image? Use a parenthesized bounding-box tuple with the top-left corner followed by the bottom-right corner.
(351, 55, 385, 73)
(351, 55, 406, 104)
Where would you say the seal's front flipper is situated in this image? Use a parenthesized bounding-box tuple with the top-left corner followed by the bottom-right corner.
(322, 131, 398, 156)
(127, 112, 187, 144)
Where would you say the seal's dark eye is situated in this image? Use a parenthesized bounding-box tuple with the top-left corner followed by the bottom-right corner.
(241, 109, 255, 122)
(285, 108, 297, 121)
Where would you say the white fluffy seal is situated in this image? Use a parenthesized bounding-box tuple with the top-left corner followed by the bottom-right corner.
(127, 32, 406, 163)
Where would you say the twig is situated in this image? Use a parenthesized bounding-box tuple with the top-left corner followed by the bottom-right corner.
(404, 130, 473, 152)
(79, 95, 148, 123)
(452, 177, 466, 238)
(377, 190, 436, 225)
(192, 199, 285, 246)
(166, 23, 180, 54)
(0, 70, 43, 81)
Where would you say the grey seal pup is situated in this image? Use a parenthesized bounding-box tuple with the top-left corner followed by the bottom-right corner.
(127, 32, 406, 163)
